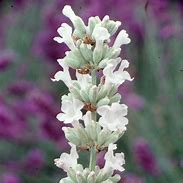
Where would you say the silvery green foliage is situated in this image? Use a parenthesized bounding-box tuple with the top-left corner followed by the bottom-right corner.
(52, 5, 132, 183)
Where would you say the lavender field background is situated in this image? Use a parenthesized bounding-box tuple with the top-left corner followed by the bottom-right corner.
(0, 0, 183, 183)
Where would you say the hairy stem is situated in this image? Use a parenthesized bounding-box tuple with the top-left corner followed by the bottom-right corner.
(91, 69, 97, 86)
(89, 69, 97, 171)
(89, 146, 97, 171)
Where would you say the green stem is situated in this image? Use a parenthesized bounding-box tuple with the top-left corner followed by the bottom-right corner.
(91, 69, 97, 85)
(89, 69, 97, 171)
(89, 146, 96, 171)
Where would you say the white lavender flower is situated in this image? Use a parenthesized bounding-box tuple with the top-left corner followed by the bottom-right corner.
(56, 95, 84, 124)
(97, 103, 128, 132)
(52, 4, 133, 183)
(54, 143, 79, 172)
(53, 5, 131, 70)
(53, 23, 76, 50)
(51, 59, 72, 87)
(113, 30, 131, 49)
(104, 143, 125, 172)
(103, 58, 133, 86)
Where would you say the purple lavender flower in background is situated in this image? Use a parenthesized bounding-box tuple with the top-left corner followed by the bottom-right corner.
(0, 102, 27, 141)
(3, 161, 21, 174)
(134, 138, 160, 176)
(148, 0, 176, 39)
(124, 93, 145, 111)
(120, 173, 145, 183)
(41, 117, 68, 148)
(0, 50, 15, 72)
(1, 172, 22, 183)
(8, 80, 32, 96)
(118, 83, 145, 111)
(33, 0, 73, 63)
(33, 31, 68, 63)
(22, 149, 44, 175)
(159, 24, 176, 39)
(26, 89, 58, 117)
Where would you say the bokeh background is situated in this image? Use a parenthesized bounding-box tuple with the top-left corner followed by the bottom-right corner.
(0, 0, 183, 183)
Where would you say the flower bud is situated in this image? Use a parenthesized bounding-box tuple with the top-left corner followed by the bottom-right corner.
(89, 85, 97, 104)
(97, 86, 108, 101)
(109, 174, 121, 182)
(69, 86, 83, 101)
(67, 168, 77, 182)
(109, 94, 121, 104)
(97, 129, 111, 146)
(80, 90, 90, 102)
(80, 43, 93, 61)
(76, 171, 86, 183)
(62, 127, 81, 146)
(87, 171, 96, 183)
(97, 97, 110, 107)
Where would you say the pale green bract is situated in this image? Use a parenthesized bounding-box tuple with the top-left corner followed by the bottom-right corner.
(52, 5, 132, 183)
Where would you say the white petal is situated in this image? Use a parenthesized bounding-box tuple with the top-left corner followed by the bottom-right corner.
(73, 98, 84, 112)
(119, 59, 129, 70)
(69, 142, 79, 159)
(51, 71, 65, 82)
(73, 111, 83, 121)
(56, 23, 75, 50)
(104, 143, 125, 172)
(98, 103, 128, 132)
(92, 25, 110, 41)
(113, 30, 131, 49)
(75, 72, 92, 90)
(54, 143, 78, 172)
(56, 113, 66, 122)
(108, 143, 117, 151)
(97, 105, 110, 116)
(58, 96, 83, 124)
(62, 5, 76, 21)
(61, 98, 72, 113)
(51, 60, 72, 87)
(83, 111, 92, 127)
(53, 37, 63, 43)
(102, 15, 110, 22)
(119, 104, 128, 116)
(103, 58, 133, 86)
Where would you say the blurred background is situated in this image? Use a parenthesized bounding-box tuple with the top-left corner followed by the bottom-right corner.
(0, 0, 183, 183)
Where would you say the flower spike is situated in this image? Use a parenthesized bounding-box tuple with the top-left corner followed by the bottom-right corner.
(52, 5, 133, 182)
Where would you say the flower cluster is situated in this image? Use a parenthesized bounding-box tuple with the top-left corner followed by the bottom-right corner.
(52, 5, 132, 183)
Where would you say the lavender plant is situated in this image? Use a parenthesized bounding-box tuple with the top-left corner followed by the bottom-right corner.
(52, 5, 132, 183)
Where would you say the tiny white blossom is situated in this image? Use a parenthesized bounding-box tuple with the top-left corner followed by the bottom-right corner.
(82, 111, 92, 127)
(54, 143, 78, 172)
(62, 5, 78, 24)
(101, 180, 113, 183)
(51, 59, 72, 88)
(104, 143, 125, 172)
(92, 25, 110, 63)
(53, 23, 76, 50)
(57, 95, 84, 124)
(75, 71, 92, 90)
(113, 30, 131, 49)
(92, 25, 110, 49)
(97, 102, 128, 132)
(103, 58, 133, 86)
(62, 5, 86, 37)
